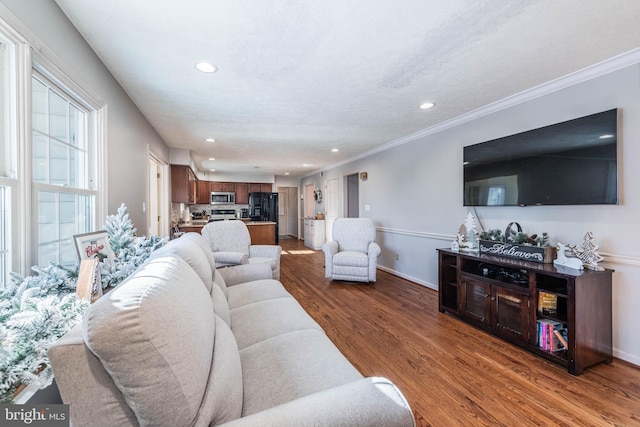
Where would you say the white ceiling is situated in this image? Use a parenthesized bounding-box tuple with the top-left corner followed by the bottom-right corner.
(54, 0, 640, 178)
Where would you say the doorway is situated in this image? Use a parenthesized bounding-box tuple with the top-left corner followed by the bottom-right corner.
(346, 173, 359, 218)
(325, 178, 339, 241)
(148, 152, 169, 237)
(277, 187, 299, 239)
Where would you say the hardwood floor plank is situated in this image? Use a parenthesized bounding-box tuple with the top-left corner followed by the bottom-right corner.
(278, 238, 640, 426)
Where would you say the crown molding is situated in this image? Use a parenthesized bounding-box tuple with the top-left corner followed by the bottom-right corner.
(319, 48, 640, 173)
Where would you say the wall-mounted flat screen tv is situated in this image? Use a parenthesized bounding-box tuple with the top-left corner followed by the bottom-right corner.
(463, 109, 618, 206)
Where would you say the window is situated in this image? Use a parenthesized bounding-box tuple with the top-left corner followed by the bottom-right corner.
(0, 185, 9, 287)
(0, 34, 16, 287)
(32, 73, 96, 266)
(0, 17, 105, 283)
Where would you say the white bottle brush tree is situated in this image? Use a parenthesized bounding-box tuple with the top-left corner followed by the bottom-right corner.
(571, 231, 605, 271)
(0, 203, 166, 402)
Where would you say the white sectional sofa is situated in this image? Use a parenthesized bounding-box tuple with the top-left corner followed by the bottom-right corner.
(48, 233, 414, 426)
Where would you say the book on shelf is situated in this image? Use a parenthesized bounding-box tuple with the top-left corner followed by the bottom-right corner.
(553, 329, 568, 351)
(538, 291, 558, 316)
(536, 319, 566, 352)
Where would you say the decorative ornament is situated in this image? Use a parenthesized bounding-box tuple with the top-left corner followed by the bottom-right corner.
(570, 231, 605, 271)
(313, 189, 323, 204)
(553, 242, 584, 271)
(457, 213, 480, 251)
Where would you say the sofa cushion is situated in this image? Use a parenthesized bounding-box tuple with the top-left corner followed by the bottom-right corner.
(239, 329, 363, 416)
(213, 268, 228, 298)
(180, 232, 217, 272)
(48, 324, 138, 426)
(211, 282, 231, 327)
(83, 256, 220, 426)
(333, 251, 369, 267)
(230, 298, 323, 350)
(227, 279, 291, 309)
(193, 314, 243, 426)
(248, 256, 276, 270)
(150, 234, 214, 293)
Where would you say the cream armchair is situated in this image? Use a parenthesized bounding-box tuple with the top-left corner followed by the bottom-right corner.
(201, 220, 282, 279)
(322, 218, 381, 283)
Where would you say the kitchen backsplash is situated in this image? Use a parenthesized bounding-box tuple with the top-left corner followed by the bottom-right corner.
(171, 203, 250, 225)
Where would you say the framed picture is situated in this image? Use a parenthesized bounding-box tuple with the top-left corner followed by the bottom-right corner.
(73, 231, 114, 267)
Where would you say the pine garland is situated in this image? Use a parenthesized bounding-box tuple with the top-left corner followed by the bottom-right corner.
(0, 203, 166, 402)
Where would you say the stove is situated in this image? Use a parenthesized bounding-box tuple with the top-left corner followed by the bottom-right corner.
(209, 209, 238, 221)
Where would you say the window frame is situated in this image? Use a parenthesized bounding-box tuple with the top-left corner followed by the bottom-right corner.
(0, 13, 107, 284)
(29, 62, 107, 268)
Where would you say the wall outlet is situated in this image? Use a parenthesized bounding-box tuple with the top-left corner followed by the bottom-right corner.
(395, 253, 399, 261)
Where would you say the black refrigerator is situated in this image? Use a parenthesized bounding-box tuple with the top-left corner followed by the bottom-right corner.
(248, 192, 279, 243)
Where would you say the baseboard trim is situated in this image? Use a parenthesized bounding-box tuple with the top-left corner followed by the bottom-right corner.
(377, 265, 437, 290)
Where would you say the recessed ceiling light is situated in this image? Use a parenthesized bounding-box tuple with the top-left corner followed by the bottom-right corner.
(208, 157, 215, 161)
(284, 172, 290, 175)
(205, 138, 215, 142)
(195, 61, 217, 73)
(599, 134, 614, 139)
(419, 102, 435, 109)
(303, 163, 312, 167)
(331, 148, 339, 152)
(209, 168, 216, 172)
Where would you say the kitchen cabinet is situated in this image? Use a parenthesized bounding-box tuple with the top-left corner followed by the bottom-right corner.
(235, 183, 249, 204)
(303, 219, 325, 250)
(196, 181, 210, 204)
(248, 183, 272, 193)
(438, 249, 613, 375)
(171, 165, 197, 204)
(246, 222, 276, 245)
(210, 182, 236, 192)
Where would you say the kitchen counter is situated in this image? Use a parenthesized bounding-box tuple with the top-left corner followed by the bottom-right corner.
(178, 220, 276, 245)
(246, 221, 277, 245)
(177, 222, 205, 233)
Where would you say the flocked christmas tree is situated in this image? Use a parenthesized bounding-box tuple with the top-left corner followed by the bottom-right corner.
(100, 203, 166, 288)
(0, 203, 166, 402)
(571, 231, 604, 271)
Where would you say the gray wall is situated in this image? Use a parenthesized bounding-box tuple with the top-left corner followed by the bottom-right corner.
(302, 62, 640, 366)
(0, 0, 169, 232)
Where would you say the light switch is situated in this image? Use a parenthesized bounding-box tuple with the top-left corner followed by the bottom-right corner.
(364, 204, 370, 212)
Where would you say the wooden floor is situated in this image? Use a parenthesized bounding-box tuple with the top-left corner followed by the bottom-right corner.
(277, 237, 640, 427)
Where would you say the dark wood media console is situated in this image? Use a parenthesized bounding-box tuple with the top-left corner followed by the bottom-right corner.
(437, 248, 613, 375)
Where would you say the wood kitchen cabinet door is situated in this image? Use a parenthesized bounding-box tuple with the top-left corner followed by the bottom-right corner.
(235, 183, 249, 204)
(196, 181, 210, 204)
(171, 165, 197, 203)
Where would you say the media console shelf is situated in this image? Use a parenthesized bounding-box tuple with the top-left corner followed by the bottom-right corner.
(437, 248, 613, 375)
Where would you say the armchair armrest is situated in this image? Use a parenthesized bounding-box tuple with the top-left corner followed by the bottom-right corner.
(322, 241, 339, 278)
(217, 263, 273, 286)
(214, 251, 249, 267)
(249, 245, 282, 259)
(218, 377, 414, 427)
(368, 241, 381, 258)
(322, 240, 338, 256)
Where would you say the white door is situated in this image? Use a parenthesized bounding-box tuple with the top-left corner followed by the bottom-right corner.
(278, 189, 287, 237)
(148, 159, 160, 236)
(325, 178, 339, 241)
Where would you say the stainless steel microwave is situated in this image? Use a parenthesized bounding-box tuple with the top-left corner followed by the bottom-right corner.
(211, 192, 235, 205)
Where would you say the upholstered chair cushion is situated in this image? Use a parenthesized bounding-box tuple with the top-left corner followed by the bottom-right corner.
(333, 218, 376, 253)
